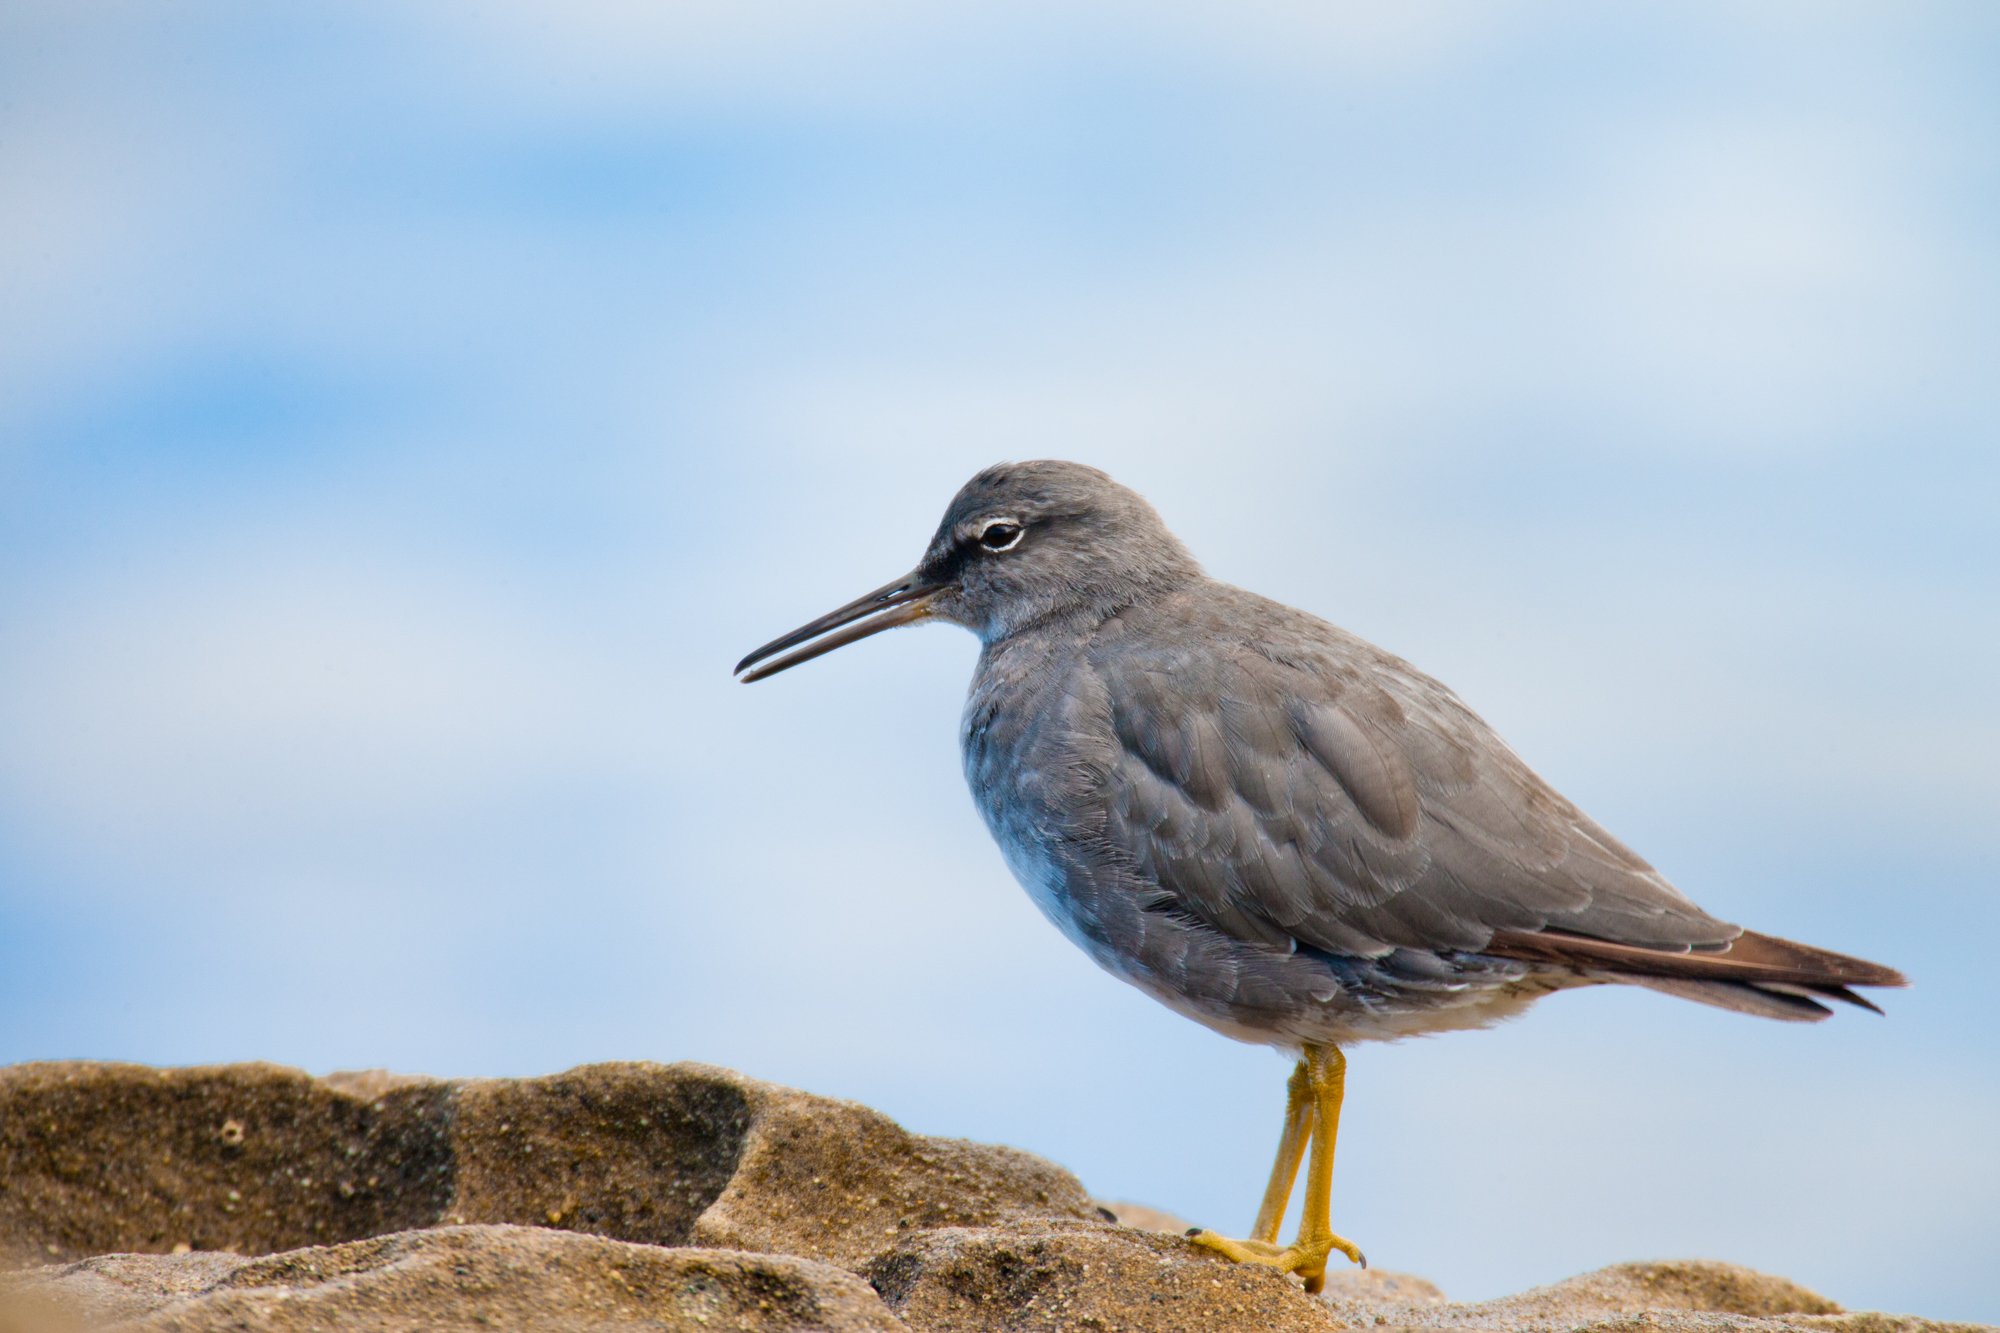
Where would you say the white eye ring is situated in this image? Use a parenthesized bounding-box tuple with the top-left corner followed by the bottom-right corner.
(977, 519, 1024, 552)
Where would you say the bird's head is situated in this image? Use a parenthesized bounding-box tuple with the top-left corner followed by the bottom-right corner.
(735, 460, 1199, 682)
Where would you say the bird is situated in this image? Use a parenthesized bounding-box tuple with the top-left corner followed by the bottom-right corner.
(733, 460, 1906, 1293)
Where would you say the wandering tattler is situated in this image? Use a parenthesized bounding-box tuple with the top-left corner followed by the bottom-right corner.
(734, 460, 1906, 1292)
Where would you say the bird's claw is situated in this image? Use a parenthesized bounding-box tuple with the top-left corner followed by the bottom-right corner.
(1187, 1229, 1364, 1292)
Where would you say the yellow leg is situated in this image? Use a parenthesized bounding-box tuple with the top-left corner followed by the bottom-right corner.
(1292, 1044, 1364, 1291)
(1251, 1061, 1315, 1244)
(1188, 1043, 1365, 1292)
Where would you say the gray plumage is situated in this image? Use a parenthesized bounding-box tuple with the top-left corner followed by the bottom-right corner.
(736, 460, 1904, 1054)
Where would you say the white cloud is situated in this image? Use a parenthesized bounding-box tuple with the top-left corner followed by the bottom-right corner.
(420, 0, 1509, 112)
(0, 92, 263, 444)
(0, 543, 640, 863)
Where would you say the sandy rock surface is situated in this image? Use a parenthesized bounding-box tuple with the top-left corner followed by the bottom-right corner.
(1, 1061, 1987, 1333)
(0, 1060, 1092, 1272)
(1319, 1259, 1972, 1333)
(0, 1224, 901, 1332)
(868, 1220, 1340, 1333)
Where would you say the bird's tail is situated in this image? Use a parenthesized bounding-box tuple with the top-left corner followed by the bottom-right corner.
(1480, 927, 1907, 1023)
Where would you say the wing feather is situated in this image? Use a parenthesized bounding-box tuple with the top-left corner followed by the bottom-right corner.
(1086, 590, 1741, 960)
(1295, 701, 1421, 839)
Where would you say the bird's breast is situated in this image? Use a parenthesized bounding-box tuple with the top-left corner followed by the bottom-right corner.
(960, 637, 1120, 945)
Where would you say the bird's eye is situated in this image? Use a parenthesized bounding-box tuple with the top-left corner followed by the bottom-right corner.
(977, 521, 1024, 551)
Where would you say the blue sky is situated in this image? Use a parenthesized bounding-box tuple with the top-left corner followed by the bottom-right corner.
(2, 0, 1996, 1321)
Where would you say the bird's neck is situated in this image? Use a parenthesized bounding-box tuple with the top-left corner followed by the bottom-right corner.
(979, 565, 1201, 651)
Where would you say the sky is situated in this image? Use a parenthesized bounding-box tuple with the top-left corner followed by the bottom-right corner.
(2, 0, 1997, 1321)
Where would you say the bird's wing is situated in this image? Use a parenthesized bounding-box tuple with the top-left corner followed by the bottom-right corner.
(1084, 595, 1743, 960)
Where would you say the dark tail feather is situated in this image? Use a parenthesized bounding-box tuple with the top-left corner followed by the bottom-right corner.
(1621, 976, 1835, 1022)
(1788, 983, 1886, 1015)
(1481, 925, 1906, 1021)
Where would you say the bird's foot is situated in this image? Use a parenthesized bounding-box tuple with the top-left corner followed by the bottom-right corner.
(1186, 1229, 1365, 1293)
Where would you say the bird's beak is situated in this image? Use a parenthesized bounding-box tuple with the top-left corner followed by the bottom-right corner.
(734, 570, 949, 683)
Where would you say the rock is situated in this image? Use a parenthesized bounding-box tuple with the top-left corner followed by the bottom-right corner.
(4, 1250, 243, 1328)
(869, 1220, 1338, 1333)
(865, 1230, 1987, 1333)
(1485, 1259, 1844, 1321)
(0, 1061, 1096, 1272)
(0, 1061, 455, 1265)
(2, 1062, 1988, 1333)
(1315, 1260, 1987, 1333)
(11, 1239, 1992, 1333)
(1, 1224, 902, 1332)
